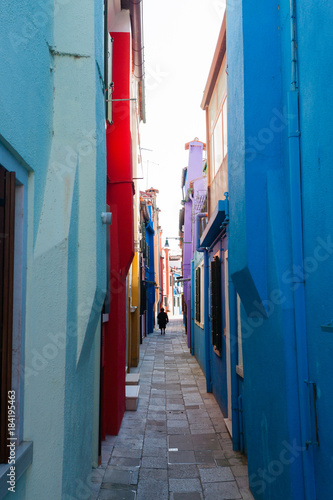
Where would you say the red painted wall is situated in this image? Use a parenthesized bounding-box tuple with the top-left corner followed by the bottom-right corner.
(102, 30, 134, 436)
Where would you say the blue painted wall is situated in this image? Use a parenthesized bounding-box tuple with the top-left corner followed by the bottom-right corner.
(192, 242, 228, 418)
(296, 2, 333, 497)
(227, 0, 333, 498)
(145, 208, 155, 334)
(209, 240, 228, 418)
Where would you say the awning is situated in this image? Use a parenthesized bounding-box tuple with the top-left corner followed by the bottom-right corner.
(200, 199, 227, 248)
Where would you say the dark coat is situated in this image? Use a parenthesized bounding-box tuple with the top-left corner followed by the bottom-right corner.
(157, 311, 169, 328)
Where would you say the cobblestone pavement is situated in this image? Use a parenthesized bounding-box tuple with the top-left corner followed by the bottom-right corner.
(92, 317, 254, 500)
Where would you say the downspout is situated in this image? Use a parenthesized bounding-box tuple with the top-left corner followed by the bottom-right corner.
(196, 213, 212, 393)
(130, 0, 144, 80)
(288, 2, 316, 498)
(129, 0, 146, 122)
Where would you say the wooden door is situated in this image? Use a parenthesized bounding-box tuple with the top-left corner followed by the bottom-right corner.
(0, 165, 15, 463)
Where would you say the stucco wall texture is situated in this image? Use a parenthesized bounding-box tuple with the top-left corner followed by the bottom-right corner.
(0, 1, 106, 498)
(227, 1, 333, 499)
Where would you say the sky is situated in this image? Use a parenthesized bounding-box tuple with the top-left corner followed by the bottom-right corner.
(139, 0, 225, 252)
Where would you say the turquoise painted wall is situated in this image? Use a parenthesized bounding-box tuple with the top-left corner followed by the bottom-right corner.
(193, 253, 205, 373)
(0, 1, 106, 498)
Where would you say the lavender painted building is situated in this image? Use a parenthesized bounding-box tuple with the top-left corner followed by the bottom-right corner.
(180, 139, 207, 348)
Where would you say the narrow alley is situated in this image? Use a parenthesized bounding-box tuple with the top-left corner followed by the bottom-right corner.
(92, 318, 254, 500)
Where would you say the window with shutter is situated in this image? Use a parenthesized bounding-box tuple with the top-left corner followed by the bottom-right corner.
(140, 281, 147, 314)
(211, 256, 222, 353)
(146, 244, 150, 268)
(195, 267, 201, 324)
(141, 222, 146, 258)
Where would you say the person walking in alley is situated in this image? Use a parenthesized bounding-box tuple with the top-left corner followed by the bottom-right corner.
(157, 307, 169, 335)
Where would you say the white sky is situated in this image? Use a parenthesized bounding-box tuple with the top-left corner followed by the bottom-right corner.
(139, 0, 225, 252)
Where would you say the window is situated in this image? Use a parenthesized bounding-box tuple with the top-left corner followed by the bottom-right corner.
(208, 60, 228, 183)
(211, 255, 222, 353)
(141, 222, 147, 258)
(222, 97, 228, 158)
(213, 113, 223, 176)
(146, 243, 150, 268)
(195, 267, 201, 323)
(195, 263, 204, 328)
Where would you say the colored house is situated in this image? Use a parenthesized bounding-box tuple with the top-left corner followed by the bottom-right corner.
(199, 2, 333, 499)
(0, 1, 107, 498)
(199, 14, 233, 433)
(163, 239, 171, 313)
(102, 0, 145, 437)
(139, 188, 161, 336)
(180, 140, 207, 350)
(169, 255, 183, 316)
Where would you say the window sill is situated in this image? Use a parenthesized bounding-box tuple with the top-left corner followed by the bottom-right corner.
(0, 441, 33, 497)
(236, 365, 244, 378)
(194, 320, 204, 330)
(213, 345, 221, 357)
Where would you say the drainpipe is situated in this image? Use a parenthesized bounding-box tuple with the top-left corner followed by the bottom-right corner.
(130, 0, 144, 80)
(288, 2, 316, 498)
(195, 212, 212, 393)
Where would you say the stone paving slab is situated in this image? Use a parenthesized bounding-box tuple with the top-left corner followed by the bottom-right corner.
(93, 317, 254, 500)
